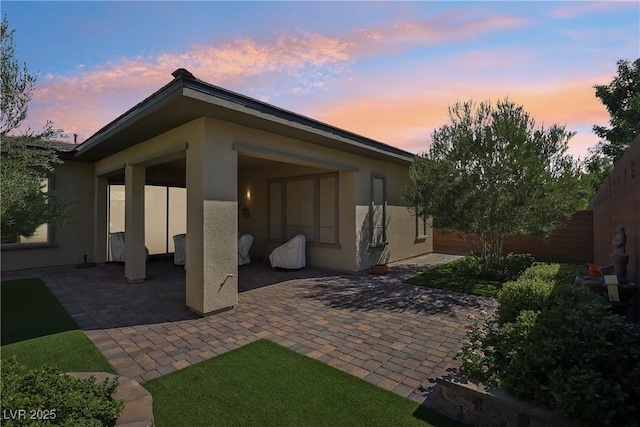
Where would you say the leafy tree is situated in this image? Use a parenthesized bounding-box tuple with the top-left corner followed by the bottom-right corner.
(1, 15, 73, 243)
(404, 99, 586, 259)
(585, 58, 640, 192)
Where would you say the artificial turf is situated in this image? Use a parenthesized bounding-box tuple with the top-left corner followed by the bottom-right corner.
(406, 260, 502, 298)
(1, 278, 115, 373)
(144, 339, 467, 427)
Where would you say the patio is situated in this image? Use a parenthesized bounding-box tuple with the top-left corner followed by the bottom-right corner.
(1, 253, 496, 406)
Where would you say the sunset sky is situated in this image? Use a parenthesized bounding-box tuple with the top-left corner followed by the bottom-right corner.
(3, 1, 639, 160)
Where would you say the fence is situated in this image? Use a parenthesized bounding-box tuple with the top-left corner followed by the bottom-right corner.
(433, 210, 593, 261)
(589, 135, 640, 286)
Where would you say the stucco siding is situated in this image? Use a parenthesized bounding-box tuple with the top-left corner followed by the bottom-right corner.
(354, 159, 433, 271)
(215, 118, 430, 272)
(1, 160, 95, 271)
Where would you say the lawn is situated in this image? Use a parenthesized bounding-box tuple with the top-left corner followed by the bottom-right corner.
(406, 259, 502, 298)
(144, 339, 467, 427)
(1, 278, 115, 373)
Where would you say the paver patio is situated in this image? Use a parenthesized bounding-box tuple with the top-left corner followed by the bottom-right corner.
(2, 253, 496, 406)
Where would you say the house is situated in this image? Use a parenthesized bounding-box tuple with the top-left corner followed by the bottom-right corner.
(1, 69, 433, 316)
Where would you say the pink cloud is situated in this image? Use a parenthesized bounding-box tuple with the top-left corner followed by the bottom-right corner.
(307, 74, 609, 160)
(27, 32, 353, 142)
(553, 1, 637, 19)
(348, 12, 527, 56)
(20, 11, 593, 159)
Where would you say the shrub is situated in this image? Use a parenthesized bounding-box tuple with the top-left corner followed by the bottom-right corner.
(500, 286, 640, 427)
(520, 262, 586, 285)
(497, 262, 588, 325)
(0, 357, 124, 426)
(497, 278, 555, 324)
(461, 272, 640, 427)
(453, 253, 535, 282)
(458, 311, 499, 382)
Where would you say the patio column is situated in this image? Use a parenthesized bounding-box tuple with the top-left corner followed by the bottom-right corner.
(94, 176, 108, 263)
(185, 120, 238, 316)
(125, 164, 146, 283)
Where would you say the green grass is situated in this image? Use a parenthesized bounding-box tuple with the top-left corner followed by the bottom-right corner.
(1, 278, 115, 373)
(406, 260, 502, 298)
(144, 339, 467, 427)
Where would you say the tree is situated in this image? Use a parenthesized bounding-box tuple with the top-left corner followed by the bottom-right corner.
(404, 99, 586, 259)
(585, 58, 640, 191)
(1, 15, 72, 243)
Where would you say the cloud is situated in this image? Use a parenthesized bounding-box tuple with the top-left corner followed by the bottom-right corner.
(25, 11, 530, 143)
(347, 12, 527, 56)
(38, 4, 628, 159)
(306, 73, 609, 160)
(552, 1, 637, 19)
(28, 32, 354, 141)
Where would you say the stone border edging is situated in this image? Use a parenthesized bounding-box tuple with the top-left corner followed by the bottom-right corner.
(434, 376, 578, 427)
(67, 372, 154, 427)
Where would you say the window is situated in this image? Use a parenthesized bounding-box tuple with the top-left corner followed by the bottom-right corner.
(416, 211, 428, 240)
(370, 174, 387, 246)
(108, 185, 186, 256)
(269, 173, 339, 245)
(1, 178, 52, 246)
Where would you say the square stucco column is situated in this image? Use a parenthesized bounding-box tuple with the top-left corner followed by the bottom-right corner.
(94, 176, 108, 263)
(186, 126, 238, 316)
(124, 164, 146, 282)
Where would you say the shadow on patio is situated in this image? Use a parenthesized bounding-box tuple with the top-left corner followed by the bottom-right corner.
(1, 256, 340, 331)
(303, 262, 496, 318)
(305, 276, 494, 317)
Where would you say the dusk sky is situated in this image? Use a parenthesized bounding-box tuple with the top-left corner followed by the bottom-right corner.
(3, 1, 639, 160)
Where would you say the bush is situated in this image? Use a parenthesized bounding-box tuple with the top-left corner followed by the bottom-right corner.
(453, 253, 535, 282)
(497, 262, 588, 325)
(520, 262, 586, 285)
(458, 311, 499, 382)
(461, 269, 640, 427)
(500, 286, 640, 427)
(0, 357, 124, 426)
(497, 278, 555, 324)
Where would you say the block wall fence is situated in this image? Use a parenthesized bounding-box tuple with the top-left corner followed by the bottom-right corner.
(589, 134, 640, 286)
(433, 210, 594, 262)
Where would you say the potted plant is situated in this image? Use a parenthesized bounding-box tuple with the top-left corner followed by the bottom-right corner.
(371, 264, 390, 275)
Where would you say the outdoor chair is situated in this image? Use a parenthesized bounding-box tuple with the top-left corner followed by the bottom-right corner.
(109, 232, 149, 262)
(269, 234, 306, 269)
(173, 233, 187, 266)
(238, 234, 254, 265)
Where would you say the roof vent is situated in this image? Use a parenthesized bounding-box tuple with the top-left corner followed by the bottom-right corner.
(172, 68, 195, 80)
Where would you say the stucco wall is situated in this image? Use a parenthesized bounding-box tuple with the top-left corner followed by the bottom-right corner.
(222, 118, 431, 272)
(1, 160, 95, 271)
(353, 159, 433, 271)
(2, 116, 432, 277)
(589, 134, 640, 286)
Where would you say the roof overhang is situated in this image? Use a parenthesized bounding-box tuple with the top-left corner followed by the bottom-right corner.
(73, 71, 415, 165)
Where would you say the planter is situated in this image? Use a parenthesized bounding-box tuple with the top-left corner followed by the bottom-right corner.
(434, 376, 578, 427)
(588, 264, 601, 278)
(371, 264, 390, 275)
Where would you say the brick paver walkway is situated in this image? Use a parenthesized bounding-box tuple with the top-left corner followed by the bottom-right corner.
(2, 253, 496, 405)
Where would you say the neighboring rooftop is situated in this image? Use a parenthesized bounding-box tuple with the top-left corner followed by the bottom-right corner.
(1, 135, 78, 153)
